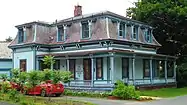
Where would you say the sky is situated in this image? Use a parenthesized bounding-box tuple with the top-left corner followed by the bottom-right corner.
(0, 0, 136, 41)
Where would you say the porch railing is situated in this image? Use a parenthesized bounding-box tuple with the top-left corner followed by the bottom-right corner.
(69, 80, 112, 87)
(127, 78, 175, 85)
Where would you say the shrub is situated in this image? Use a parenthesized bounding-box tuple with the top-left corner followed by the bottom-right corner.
(7, 89, 22, 102)
(112, 80, 140, 100)
(60, 71, 72, 83)
(63, 89, 111, 98)
(177, 62, 187, 87)
(0, 81, 11, 93)
(0, 74, 8, 81)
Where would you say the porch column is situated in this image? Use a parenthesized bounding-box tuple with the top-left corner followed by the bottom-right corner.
(132, 57, 136, 85)
(164, 59, 168, 84)
(173, 60, 176, 82)
(91, 57, 94, 87)
(149, 58, 153, 84)
(110, 53, 114, 84)
(66, 59, 69, 71)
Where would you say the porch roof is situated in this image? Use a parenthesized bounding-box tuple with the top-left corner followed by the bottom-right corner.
(37, 49, 177, 59)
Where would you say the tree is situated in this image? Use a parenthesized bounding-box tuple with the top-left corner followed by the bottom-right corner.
(5, 36, 13, 42)
(42, 55, 55, 70)
(127, 0, 187, 64)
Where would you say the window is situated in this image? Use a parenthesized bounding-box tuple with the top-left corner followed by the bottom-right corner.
(119, 23, 126, 37)
(53, 60, 60, 70)
(38, 60, 48, 71)
(96, 58, 103, 79)
(82, 22, 89, 39)
(143, 59, 150, 77)
(152, 60, 158, 77)
(57, 27, 64, 41)
(122, 58, 129, 78)
(157, 60, 165, 78)
(69, 59, 76, 79)
(18, 28, 24, 43)
(133, 26, 138, 40)
(167, 61, 174, 77)
(20, 59, 26, 72)
(144, 29, 151, 42)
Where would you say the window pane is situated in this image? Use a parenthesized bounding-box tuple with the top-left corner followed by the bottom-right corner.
(58, 27, 64, 41)
(119, 23, 125, 37)
(119, 31, 123, 36)
(53, 60, 60, 70)
(96, 58, 103, 79)
(122, 58, 129, 78)
(133, 26, 137, 39)
(20, 59, 26, 72)
(69, 59, 75, 79)
(167, 61, 174, 77)
(19, 29, 24, 43)
(143, 60, 150, 77)
(158, 60, 165, 78)
(82, 23, 89, 39)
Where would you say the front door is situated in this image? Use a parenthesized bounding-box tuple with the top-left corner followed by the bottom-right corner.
(83, 59, 91, 80)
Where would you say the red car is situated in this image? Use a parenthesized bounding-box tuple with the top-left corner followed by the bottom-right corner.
(22, 82, 64, 97)
(10, 82, 21, 90)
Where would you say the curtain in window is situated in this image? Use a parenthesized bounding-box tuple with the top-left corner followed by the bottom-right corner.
(96, 58, 103, 79)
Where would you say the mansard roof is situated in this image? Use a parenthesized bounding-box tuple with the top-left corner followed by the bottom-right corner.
(57, 11, 151, 27)
(9, 11, 161, 48)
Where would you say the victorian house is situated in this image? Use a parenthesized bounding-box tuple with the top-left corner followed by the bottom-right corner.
(9, 5, 176, 90)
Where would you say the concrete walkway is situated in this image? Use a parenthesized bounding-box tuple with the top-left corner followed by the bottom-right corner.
(65, 95, 187, 105)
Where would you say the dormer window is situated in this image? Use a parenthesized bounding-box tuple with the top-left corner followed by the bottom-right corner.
(144, 29, 152, 43)
(18, 28, 24, 43)
(132, 26, 138, 40)
(82, 22, 89, 39)
(119, 23, 126, 38)
(57, 26, 64, 41)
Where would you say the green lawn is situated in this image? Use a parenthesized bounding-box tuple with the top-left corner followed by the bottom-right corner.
(140, 87, 187, 97)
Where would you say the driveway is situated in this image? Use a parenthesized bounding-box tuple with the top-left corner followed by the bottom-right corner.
(66, 95, 187, 105)
(1, 96, 186, 105)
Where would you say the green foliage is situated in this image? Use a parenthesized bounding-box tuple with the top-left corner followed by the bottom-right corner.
(112, 80, 140, 100)
(0, 74, 8, 81)
(7, 89, 22, 102)
(11, 68, 20, 83)
(5, 36, 13, 42)
(42, 55, 55, 69)
(127, 0, 187, 62)
(61, 71, 72, 83)
(0, 92, 95, 105)
(64, 89, 111, 98)
(27, 71, 43, 88)
(177, 61, 187, 87)
(0, 81, 11, 93)
(52, 70, 63, 84)
(41, 69, 53, 82)
(19, 72, 28, 83)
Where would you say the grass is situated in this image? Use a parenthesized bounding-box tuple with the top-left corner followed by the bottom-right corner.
(0, 93, 96, 105)
(140, 87, 187, 98)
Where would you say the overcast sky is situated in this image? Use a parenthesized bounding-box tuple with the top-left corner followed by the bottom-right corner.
(0, 0, 136, 41)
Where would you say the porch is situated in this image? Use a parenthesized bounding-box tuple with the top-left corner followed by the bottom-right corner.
(37, 49, 177, 90)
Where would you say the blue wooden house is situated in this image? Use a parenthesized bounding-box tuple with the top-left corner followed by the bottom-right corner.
(9, 5, 176, 90)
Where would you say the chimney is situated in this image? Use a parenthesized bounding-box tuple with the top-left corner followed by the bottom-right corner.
(74, 5, 82, 17)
